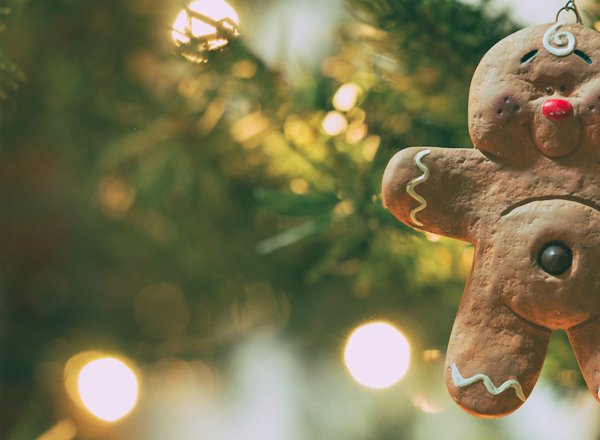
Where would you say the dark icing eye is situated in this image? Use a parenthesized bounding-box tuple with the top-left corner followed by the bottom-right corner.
(538, 241, 572, 276)
(520, 49, 538, 64)
(544, 86, 554, 95)
(559, 85, 567, 93)
(574, 50, 592, 65)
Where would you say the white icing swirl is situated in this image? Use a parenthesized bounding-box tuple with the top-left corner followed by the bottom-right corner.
(451, 363, 526, 402)
(406, 149, 431, 227)
(543, 23, 576, 57)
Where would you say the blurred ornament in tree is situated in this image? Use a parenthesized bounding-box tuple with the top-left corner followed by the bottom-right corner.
(171, 0, 240, 63)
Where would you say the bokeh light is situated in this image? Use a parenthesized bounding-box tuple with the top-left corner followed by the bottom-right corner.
(171, 0, 240, 50)
(344, 321, 411, 390)
(65, 353, 139, 422)
(333, 83, 361, 112)
(78, 357, 139, 422)
(98, 176, 135, 218)
(321, 111, 348, 136)
(410, 349, 447, 414)
(36, 419, 77, 440)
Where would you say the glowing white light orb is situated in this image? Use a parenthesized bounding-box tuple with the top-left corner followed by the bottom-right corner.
(171, 0, 240, 50)
(77, 357, 139, 422)
(344, 321, 411, 390)
(321, 111, 348, 136)
(333, 83, 361, 112)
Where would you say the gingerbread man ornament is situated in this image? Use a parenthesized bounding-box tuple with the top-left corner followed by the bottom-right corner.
(383, 22, 600, 417)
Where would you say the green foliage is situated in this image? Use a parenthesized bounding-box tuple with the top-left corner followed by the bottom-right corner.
(0, 0, 25, 99)
(349, 0, 515, 70)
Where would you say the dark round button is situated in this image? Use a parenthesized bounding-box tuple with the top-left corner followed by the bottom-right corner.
(538, 242, 572, 276)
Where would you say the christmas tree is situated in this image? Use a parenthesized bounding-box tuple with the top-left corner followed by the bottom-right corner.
(1, 0, 599, 438)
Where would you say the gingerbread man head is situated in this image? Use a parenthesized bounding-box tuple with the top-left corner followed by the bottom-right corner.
(469, 23, 600, 162)
(382, 22, 600, 417)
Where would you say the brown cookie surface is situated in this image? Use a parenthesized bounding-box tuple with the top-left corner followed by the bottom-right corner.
(383, 23, 600, 417)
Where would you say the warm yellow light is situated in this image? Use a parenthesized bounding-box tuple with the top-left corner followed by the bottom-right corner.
(77, 357, 139, 422)
(232, 60, 257, 79)
(98, 176, 135, 217)
(344, 321, 411, 390)
(36, 419, 77, 440)
(345, 121, 367, 144)
(171, 0, 239, 49)
(333, 83, 361, 112)
(362, 135, 381, 162)
(321, 111, 348, 136)
(425, 232, 441, 242)
(289, 178, 309, 195)
(413, 394, 444, 414)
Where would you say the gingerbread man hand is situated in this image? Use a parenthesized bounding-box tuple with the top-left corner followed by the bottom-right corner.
(383, 23, 600, 417)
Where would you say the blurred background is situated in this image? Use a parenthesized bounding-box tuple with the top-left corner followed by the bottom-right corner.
(1, 0, 599, 439)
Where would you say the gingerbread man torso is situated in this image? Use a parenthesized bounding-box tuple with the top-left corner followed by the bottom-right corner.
(382, 23, 600, 417)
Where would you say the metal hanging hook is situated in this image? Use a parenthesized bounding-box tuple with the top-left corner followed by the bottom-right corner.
(556, 0, 583, 24)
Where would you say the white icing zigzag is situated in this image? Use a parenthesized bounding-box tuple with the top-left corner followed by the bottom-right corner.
(451, 363, 526, 402)
(543, 23, 576, 57)
(406, 149, 432, 227)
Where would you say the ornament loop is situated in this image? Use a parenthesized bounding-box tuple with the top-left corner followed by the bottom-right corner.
(555, 0, 582, 25)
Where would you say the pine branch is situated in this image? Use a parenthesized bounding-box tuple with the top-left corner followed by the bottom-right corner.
(347, 0, 516, 80)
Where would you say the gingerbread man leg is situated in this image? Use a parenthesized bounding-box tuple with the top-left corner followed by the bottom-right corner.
(444, 249, 551, 417)
(568, 318, 600, 403)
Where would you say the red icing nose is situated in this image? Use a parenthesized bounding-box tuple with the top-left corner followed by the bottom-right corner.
(542, 99, 573, 122)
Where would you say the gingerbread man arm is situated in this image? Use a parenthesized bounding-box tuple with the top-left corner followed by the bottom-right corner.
(382, 147, 490, 241)
(568, 318, 600, 403)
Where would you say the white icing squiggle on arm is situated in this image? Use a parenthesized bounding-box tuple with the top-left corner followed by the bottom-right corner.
(543, 23, 576, 57)
(406, 149, 432, 227)
(451, 363, 526, 402)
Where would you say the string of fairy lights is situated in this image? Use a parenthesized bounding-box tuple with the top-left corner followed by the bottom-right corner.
(61, 321, 411, 426)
